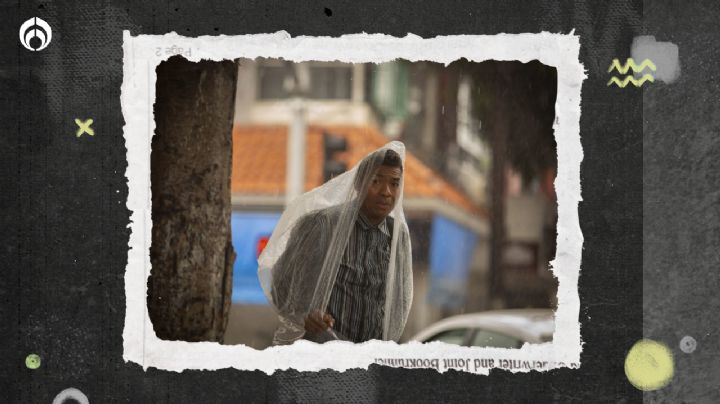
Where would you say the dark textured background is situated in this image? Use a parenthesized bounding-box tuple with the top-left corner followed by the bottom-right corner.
(642, 1, 720, 403)
(0, 0, 710, 402)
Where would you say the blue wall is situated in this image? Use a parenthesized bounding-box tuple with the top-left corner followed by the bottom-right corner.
(427, 215, 479, 308)
(231, 211, 479, 307)
(230, 211, 281, 304)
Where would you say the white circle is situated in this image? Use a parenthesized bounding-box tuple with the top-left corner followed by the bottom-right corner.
(19, 17, 52, 51)
(679, 335, 697, 354)
(52, 387, 89, 404)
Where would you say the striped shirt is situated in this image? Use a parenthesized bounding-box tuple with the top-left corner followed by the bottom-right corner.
(271, 205, 398, 343)
(326, 212, 392, 342)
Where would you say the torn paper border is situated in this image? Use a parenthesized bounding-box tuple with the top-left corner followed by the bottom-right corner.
(121, 30, 585, 374)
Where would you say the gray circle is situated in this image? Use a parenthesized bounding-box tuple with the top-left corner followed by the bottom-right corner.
(52, 388, 89, 404)
(679, 335, 697, 354)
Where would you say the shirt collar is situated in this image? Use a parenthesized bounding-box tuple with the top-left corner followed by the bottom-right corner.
(358, 211, 391, 237)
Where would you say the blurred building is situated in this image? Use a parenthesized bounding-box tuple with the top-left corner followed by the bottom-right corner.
(224, 59, 556, 348)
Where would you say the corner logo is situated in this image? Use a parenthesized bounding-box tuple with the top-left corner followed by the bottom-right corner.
(607, 58, 656, 88)
(19, 17, 52, 51)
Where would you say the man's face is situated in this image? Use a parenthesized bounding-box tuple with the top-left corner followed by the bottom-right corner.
(361, 165, 402, 222)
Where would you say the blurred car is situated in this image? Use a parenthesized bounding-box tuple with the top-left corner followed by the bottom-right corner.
(409, 309, 555, 348)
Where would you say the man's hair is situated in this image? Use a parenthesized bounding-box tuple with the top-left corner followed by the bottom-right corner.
(353, 149, 403, 191)
(382, 149, 403, 173)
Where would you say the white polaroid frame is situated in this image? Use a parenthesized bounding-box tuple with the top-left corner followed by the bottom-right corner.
(122, 31, 585, 374)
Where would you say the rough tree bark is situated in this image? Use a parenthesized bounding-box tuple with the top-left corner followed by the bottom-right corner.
(148, 56, 237, 342)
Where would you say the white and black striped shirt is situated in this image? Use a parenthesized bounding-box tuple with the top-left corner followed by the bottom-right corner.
(326, 212, 391, 342)
(272, 206, 399, 343)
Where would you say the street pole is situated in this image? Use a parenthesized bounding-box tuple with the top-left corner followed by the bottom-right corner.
(489, 63, 513, 309)
(286, 96, 306, 206)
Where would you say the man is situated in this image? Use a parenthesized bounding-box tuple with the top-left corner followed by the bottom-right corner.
(259, 145, 413, 344)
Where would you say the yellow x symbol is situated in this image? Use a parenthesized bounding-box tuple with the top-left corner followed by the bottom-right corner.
(75, 118, 94, 137)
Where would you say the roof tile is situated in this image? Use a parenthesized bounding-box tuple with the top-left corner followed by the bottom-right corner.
(231, 124, 485, 216)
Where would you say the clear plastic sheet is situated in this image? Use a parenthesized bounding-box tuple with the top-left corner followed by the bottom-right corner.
(258, 141, 413, 345)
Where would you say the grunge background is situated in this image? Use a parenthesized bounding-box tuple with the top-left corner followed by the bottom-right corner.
(1, 1, 716, 402)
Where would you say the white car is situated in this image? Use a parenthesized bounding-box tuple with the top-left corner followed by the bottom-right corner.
(409, 309, 555, 348)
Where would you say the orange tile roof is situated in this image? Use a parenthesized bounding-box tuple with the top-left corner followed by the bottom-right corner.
(231, 124, 486, 216)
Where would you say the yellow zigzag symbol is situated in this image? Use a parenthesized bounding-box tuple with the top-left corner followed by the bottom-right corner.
(608, 58, 656, 74)
(607, 74, 655, 88)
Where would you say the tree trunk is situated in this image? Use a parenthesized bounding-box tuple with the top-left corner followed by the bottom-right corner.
(148, 56, 237, 342)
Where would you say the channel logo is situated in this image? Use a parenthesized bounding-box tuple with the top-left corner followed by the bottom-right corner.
(19, 17, 52, 51)
(607, 58, 656, 88)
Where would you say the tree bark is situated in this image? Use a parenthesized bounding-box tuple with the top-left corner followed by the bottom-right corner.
(148, 56, 237, 342)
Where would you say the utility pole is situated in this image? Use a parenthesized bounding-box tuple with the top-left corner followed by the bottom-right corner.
(286, 97, 306, 205)
(285, 63, 309, 206)
(488, 63, 514, 309)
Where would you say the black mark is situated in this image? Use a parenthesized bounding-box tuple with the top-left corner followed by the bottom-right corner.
(29, 37, 42, 50)
(324, 7, 332, 17)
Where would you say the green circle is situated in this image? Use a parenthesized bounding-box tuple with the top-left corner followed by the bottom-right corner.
(25, 354, 41, 370)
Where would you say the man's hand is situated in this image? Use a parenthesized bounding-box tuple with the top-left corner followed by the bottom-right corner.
(304, 310, 335, 335)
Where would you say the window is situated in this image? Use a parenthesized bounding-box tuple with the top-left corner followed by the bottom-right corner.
(469, 329, 522, 349)
(425, 328, 468, 345)
(257, 64, 352, 100)
(307, 66, 352, 99)
(257, 66, 290, 99)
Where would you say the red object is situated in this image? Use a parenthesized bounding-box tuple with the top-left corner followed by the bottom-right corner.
(256, 236, 270, 258)
(541, 167, 557, 202)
